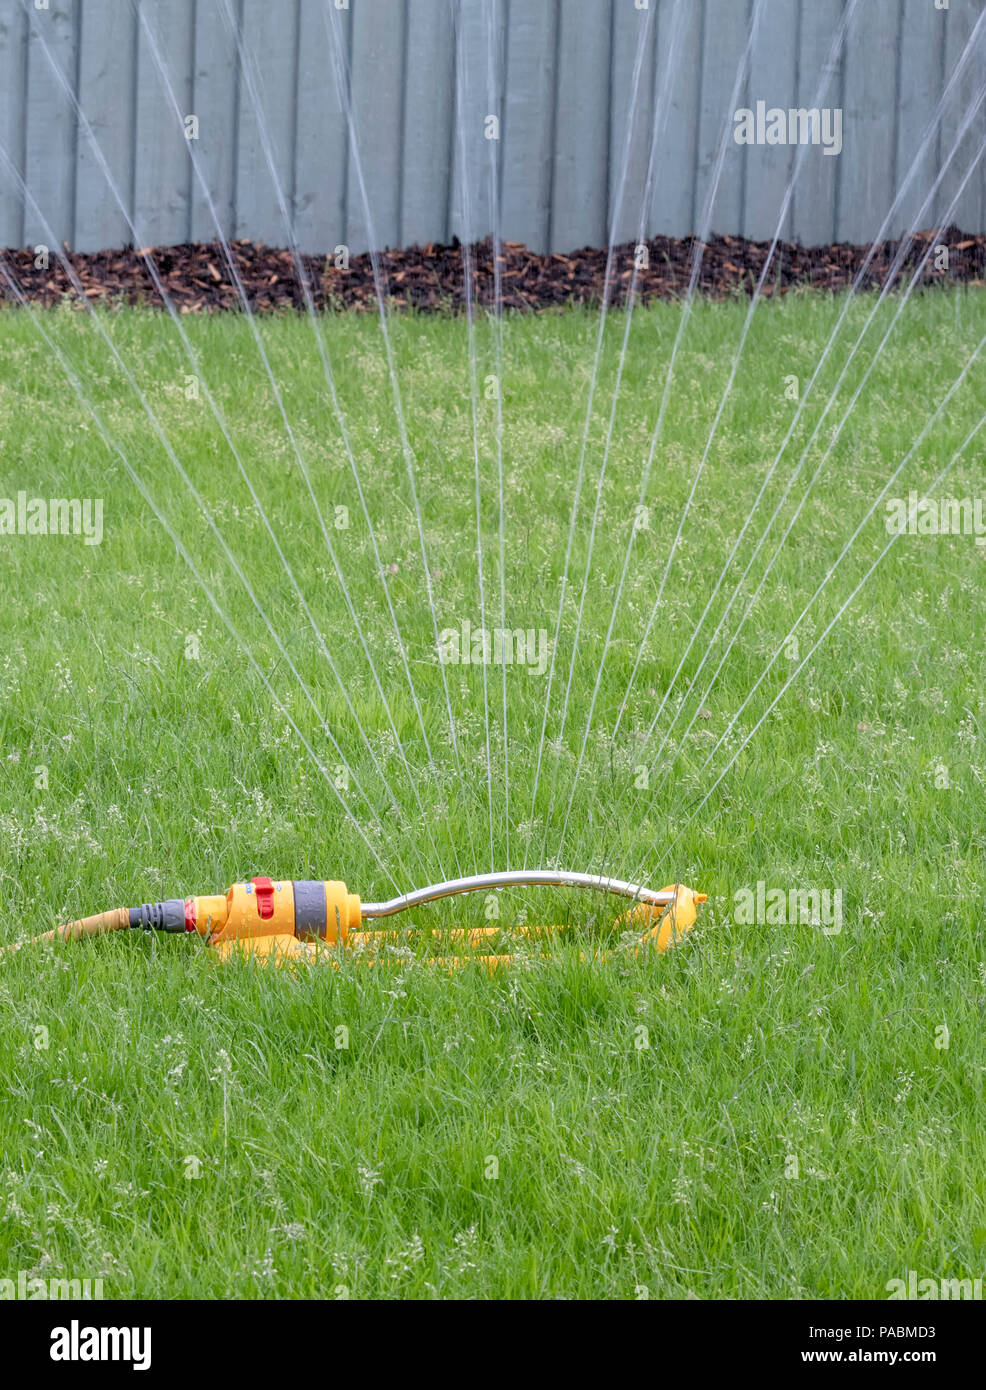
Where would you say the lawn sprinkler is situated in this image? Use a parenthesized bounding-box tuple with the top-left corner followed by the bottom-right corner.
(6, 872, 706, 971)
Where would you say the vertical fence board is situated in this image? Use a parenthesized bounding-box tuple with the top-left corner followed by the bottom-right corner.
(189, 0, 239, 243)
(649, 0, 702, 238)
(500, 0, 557, 252)
(550, 0, 612, 250)
(74, 0, 138, 251)
(894, 0, 947, 239)
(402, 0, 455, 247)
(134, 0, 195, 248)
(939, 0, 986, 239)
(449, 0, 493, 245)
(22, 1, 78, 251)
(235, 0, 299, 245)
(789, 0, 844, 246)
(742, 0, 798, 241)
(694, 0, 752, 239)
(836, 2, 900, 243)
(0, 0, 28, 247)
(293, 0, 348, 256)
(346, 0, 407, 253)
(607, 0, 656, 247)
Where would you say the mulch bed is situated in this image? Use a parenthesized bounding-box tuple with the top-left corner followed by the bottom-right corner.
(1, 227, 983, 313)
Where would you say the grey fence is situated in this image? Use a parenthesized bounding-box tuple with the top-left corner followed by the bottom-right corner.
(1, 0, 985, 256)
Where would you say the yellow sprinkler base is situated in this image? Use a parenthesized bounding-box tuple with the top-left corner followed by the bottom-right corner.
(10, 873, 706, 971)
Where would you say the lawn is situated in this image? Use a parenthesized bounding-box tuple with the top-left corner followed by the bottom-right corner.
(0, 288, 984, 1298)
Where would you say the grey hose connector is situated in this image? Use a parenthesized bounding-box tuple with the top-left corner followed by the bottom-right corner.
(128, 899, 187, 932)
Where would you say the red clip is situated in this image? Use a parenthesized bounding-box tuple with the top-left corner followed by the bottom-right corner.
(251, 876, 275, 920)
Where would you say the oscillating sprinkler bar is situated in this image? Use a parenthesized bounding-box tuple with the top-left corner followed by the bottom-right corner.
(7, 873, 707, 969)
(359, 870, 684, 918)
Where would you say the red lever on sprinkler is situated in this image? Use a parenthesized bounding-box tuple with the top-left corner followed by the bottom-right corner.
(251, 877, 276, 920)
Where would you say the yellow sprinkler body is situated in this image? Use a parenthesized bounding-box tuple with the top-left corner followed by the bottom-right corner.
(196, 878, 362, 946)
(9, 872, 705, 970)
(618, 888, 702, 952)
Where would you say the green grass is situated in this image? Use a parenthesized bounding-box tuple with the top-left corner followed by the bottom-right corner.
(1, 289, 984, 1298)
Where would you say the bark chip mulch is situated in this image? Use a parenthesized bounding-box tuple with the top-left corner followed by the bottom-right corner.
(1, 227, 983, 313)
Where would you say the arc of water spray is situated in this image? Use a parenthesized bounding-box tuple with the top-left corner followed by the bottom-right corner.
(668, 381, 986, 860)
(451, 0, 495, 866)
(607, 0, 866, 753)
(539, 0, 768, 868)
(554, 0, 753, 856)
(19, 0, 440, 890)
(611, 124, 986, 892)
(608, 81, 986, 886)
(483, 0, 510, 868)
(538, 0, 681, 866)
(187, 0, 466, 879)
(0, 251, 405, 894)
(0, 169, 419, 889)
(525, 0, 661, 865)
(646, 89, 986, 788)
(566, 5, 986, 877)
(674, 127, 986, 800)
(149, 0, 449, 877)
(559, 0, 862, 859)
(321, 0, 479, 875)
